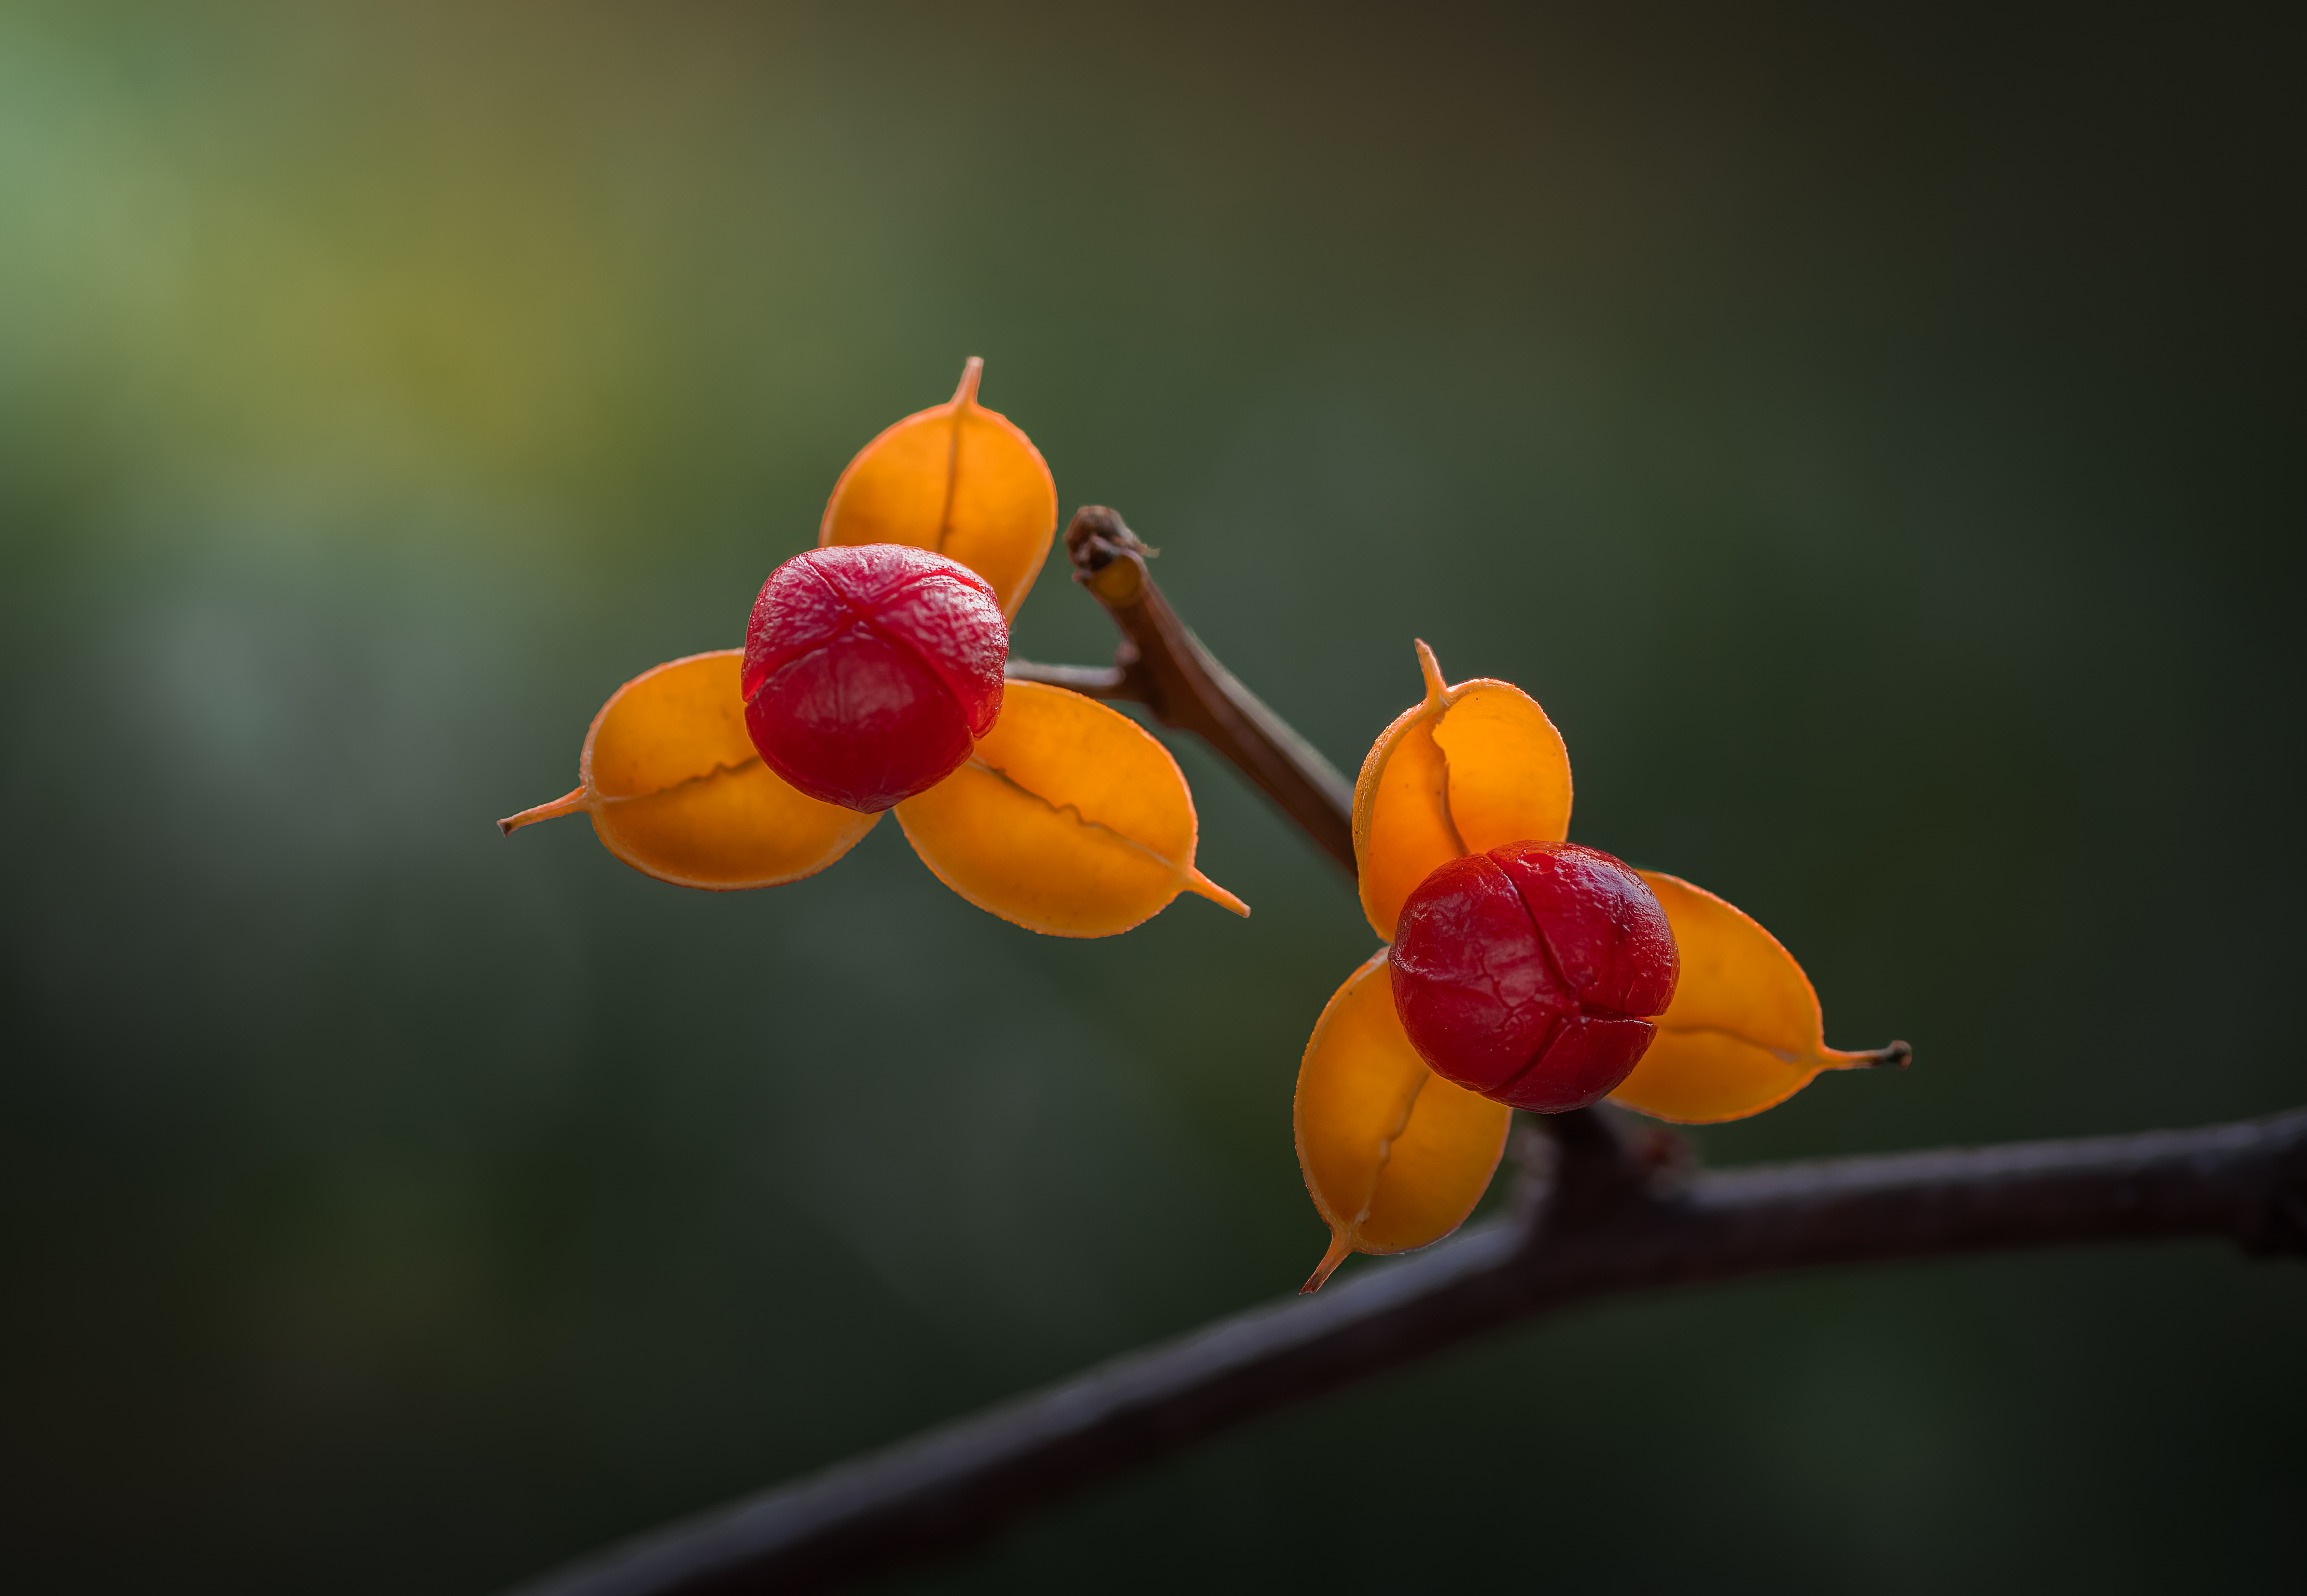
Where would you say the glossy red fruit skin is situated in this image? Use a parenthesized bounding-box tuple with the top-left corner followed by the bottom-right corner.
(740, 545, 1008, 813)
(1389, 841, 1678, 1113)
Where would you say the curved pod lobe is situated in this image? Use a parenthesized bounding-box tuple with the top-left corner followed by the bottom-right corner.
(1354, 640, 1572, 943)
(893, 681, 1248, 937)
(1610, 871, 1886, 1123)
(498, 651, 879, 889)
(1295, 951, 1513, 1293)
(819, 357, 1059, 619)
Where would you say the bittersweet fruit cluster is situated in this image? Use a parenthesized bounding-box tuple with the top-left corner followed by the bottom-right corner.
(504, 359, 1892, 1295)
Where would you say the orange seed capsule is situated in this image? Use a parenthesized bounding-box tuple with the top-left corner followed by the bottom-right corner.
(819, 358, 1058, 619)
(498, 651, 879, 890)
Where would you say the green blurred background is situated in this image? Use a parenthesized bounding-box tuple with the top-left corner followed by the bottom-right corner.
(3, 2, 2301, 1590)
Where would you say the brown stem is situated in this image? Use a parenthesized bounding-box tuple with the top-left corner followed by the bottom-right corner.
(511, 1105, 2307, 1596)
(1005, 507, 1357, 873)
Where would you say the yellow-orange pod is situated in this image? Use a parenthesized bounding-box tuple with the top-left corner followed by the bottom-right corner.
(893, 681, 1249, 937)
(1354, 640, 1572, 943)
(498, 651, 879, 889)
(1295, 950, 1514, 1292)
(1610, 871, 1900, 1123)
(819, 357, 1058, 618)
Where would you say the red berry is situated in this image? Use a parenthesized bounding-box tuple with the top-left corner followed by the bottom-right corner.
(740, 545, 1008, 812)
(1389, 841, 1678, 1113)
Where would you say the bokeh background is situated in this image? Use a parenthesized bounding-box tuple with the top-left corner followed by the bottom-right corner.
(4, 3, 2301, 1591)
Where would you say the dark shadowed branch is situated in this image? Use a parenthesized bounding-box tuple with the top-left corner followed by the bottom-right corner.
(509, 508, 2307, 1595)
(514, 1106, 2307, 1596)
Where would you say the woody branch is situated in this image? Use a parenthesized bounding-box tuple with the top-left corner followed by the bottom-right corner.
(510, 507, 2307, 1596)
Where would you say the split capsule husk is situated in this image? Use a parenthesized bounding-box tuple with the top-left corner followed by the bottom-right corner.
(1296, 640, 1902, 1288)
(502, 361, 1246, 939)
(818, 356, 1057, 620)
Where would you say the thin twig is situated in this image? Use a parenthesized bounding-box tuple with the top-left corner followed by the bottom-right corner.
(510, 509, 2307, 1595)
(1006, 507, 1356, 872)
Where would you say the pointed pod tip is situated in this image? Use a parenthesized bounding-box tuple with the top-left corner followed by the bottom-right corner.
(1827, 1039, 1912, 1071)
(1412, 639, 1447, 708)
(498, 787, 589, 836)
(1189, 871, 1252, 918)
(952, 355, 984, 409)
(1300, 1232, 1355, 1295)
